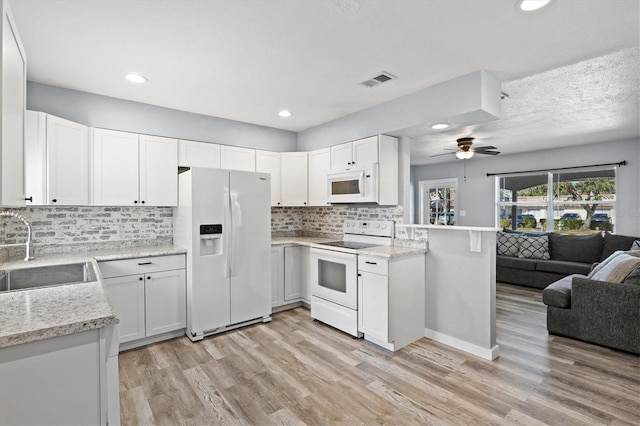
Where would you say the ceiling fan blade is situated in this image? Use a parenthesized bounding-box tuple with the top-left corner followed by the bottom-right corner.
(475, 150, 500, 155)
(473, 145, 497, 150)
(430, 152, 456, 157)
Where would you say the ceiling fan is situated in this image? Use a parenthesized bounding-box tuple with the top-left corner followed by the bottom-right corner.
(432, 137, 500, 159)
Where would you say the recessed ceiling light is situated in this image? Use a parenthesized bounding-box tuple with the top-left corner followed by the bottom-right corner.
(517, 0, 552, 12)
(125, 73, 147, 84)
(431, 123, 449, 130)
(278, 110, 293, 118)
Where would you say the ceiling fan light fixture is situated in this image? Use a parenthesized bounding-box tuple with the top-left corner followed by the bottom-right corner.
(517, 0, 552, 12)
(431, 123, 449, 130)
(456, 150, 474, 160)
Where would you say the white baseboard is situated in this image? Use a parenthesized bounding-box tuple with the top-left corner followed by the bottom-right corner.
(424, 328, 500, 360)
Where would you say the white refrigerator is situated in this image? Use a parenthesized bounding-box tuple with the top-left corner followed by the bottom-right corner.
(173, 167, 271, 341)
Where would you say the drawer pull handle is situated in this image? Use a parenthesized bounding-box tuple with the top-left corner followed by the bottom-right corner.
(365, 261, 377, 265)
(138, 262, 153, 265)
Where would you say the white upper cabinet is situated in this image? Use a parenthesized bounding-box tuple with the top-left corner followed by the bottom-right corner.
(93, 129, 178, 206)
(25, 112, 91, 206)
(220, 145, 256, 171)
(308, 147, 331, 206)
(0, 1, 26, 207)
(330, 136, 378, 169)
(139, 135, 178, 206)
(47, 115, 91, 205)
(178, 140, 221, 168)
(352, 136, 379, 166)
(93, 129, 139, 206)
(255, 150, 281, 206)
(280, 152, 308, 206)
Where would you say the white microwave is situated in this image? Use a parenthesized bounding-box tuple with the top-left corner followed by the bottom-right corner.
(327, 164, 378, 204)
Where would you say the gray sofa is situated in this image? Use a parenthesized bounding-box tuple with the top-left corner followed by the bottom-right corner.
(543, 273, 640, 354)
(496, 232, 639, 289)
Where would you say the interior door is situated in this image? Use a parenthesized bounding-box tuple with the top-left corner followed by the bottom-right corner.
(229, 170, 271, 324)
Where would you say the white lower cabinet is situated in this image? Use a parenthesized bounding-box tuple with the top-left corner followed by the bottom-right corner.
(358, 254, 425, 351)
(0, 326, 119, 426)
(100, 254, 186, 348)
(272, 244, 310, 309)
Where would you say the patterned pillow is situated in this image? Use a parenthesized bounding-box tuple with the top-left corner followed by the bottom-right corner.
(518, 235, 550, 260)
(497, 232, 519, 257)
(631, 240, 640, 251)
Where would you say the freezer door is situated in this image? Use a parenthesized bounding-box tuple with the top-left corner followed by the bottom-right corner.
(189, 168, 231, 333)
(229, 170, 271, 324)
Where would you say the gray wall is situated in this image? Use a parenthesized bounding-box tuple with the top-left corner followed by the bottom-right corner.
(27, 82, 297, 152)
(412, 138, 640, 236)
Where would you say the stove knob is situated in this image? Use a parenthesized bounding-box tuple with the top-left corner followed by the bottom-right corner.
(375, 223, 380, 228)
(382, 224, 387, 229)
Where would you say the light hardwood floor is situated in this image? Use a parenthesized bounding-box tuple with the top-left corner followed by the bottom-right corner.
(119, 284, 640, 425)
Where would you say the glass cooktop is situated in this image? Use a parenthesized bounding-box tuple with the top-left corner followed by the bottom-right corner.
(316, 241, 380, 250)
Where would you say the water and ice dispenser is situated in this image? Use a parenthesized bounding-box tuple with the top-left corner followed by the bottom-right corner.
(199, 224, 222, 256)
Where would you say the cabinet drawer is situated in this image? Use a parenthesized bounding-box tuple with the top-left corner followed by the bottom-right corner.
(358, 256, 388, 275)
(99, 254, 185, 278)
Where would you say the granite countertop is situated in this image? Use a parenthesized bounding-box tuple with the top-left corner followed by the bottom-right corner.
(0, 245, 186, 349)
(272, 237, 426, 258)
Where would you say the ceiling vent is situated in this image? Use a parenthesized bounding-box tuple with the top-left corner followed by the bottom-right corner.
(360, 71, 397, 88)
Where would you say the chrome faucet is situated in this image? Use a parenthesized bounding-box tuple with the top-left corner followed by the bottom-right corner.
(0, 211, 35, 261)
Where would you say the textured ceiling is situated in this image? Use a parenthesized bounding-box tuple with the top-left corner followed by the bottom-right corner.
(8, 0, 640, 161)
(411, 47, 640, 165)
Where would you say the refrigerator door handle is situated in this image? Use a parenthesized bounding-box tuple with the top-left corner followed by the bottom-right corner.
(230, 193, 240, 277)
(225, 191, 232, 278)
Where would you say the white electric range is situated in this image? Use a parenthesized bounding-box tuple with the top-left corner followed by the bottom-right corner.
(309, 220, 395, 337)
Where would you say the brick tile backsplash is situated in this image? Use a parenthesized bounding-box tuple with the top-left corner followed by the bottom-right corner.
(0, 207, 173, 259)
(1, 204, 421, 261)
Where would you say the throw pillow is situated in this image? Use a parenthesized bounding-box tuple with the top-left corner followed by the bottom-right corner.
(624, 265, 640, 285)
(589, 250, 640, 278)
(590, 253, 640, 283)
(631, 240, 640, 251)
(497, 232, 519, 257)
(518, 235, 550, 260)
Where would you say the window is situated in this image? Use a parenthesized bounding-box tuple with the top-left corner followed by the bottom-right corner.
(419, 178, 457, 225)
(496, 168, 616, 233)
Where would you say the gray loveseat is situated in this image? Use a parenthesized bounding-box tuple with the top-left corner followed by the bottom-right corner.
(496, 232, 639, 289)
(543, 272, 640, 354)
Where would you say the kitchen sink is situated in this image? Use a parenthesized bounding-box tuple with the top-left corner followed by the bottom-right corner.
(0, 262, 97, 292)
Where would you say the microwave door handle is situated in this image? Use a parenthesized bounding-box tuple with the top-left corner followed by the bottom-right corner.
(359, 171, 365, 196)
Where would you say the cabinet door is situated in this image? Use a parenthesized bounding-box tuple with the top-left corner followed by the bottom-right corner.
(145, 269, 186, 337)
(139, 135, 178, 206)
(47, 115, 91, 205)
(330, 142, 352, 169)
(104, 275, 145, 344)
(358, 271, 389, 343)
(220, 145, 256, 171)
(256, 150, 281, 206)
(178, 140, 221, 168)
(280, 152, 308, 206)
(352, 136, 379, 167)
(0, 1, 26, 207)
(24, 111, 46, 205)
(307, 148, 331, 206)
(284, 246, 303, 301)
(93, 129, 139, 206)
(271, 246, 284, 307)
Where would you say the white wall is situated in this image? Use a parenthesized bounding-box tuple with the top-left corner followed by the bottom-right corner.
(412, 139, 640, 236)
(27, 82, 297, 152)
